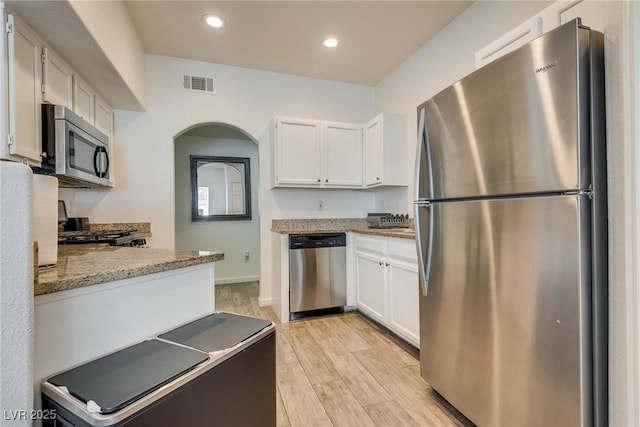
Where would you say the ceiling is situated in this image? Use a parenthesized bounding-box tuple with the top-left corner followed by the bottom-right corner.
(124, 1, 474, 86)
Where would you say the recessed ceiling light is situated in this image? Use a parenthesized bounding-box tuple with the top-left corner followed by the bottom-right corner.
(322, 37, 339, 48)
(204, 15, 225, 28)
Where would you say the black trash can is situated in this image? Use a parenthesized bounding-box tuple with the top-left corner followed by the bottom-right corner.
(42, 312, 275, 427)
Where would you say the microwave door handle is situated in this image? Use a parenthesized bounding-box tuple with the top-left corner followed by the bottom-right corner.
(102, 148, 110, 177)
(93, 146, 109, 178)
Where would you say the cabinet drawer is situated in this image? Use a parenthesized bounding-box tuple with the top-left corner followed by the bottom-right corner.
(353, 235, 386, 255)
(388, 239, 417, 264)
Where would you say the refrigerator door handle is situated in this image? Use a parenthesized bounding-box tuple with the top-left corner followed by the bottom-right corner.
(414, 203, 434, 296)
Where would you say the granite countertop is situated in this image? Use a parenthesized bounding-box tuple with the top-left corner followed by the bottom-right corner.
(36, 245, 224, 297)
(271, 218, 415, 240)
(87, 222, 152, 238)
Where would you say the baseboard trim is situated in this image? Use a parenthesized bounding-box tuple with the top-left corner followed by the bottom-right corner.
(258, 297, 272, 307)
(215, 276, 259, 285)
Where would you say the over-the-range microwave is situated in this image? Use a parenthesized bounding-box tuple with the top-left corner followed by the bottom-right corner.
(34, 104, 112, 188)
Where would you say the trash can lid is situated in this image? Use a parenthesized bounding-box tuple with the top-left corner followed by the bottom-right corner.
(158, 312, 272, 353)
(47, 339, 208, 415)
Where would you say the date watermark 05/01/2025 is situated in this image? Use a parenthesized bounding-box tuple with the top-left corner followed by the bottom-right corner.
(2, 409, 57, 421)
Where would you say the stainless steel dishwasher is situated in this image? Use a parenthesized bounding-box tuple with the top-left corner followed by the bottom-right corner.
(289, 233, 346, 316)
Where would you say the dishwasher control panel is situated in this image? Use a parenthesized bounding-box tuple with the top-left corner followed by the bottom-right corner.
(289, 233, 346, 249)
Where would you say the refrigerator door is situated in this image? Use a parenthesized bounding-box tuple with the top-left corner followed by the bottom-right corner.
(416, 194, 592, 426)
(416, 20, 592, 201)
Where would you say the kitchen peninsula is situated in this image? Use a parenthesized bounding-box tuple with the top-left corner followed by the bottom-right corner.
(36, 245, 223, 296)
(34, 245, 224, 411)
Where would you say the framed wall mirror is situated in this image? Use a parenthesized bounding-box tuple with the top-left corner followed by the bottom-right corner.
(190, 156, 251, 221)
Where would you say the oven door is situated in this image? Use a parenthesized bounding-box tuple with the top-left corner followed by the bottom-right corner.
(55, 118, 112, 187)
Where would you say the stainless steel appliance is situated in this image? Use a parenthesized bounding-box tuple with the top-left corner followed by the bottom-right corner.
(42, 312, 275, 426)
(58, 230, 147, 247)
(289, 233, 346, 316)
(36, 104, 111, 188)
(414, 19, 606, 427)
(366, 212, 410, 229)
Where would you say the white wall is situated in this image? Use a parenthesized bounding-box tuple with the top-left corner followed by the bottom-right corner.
(0, 162, 33, 426)
(374, 1, 635, 424)
(175, 135, 260, 284)
(69, 54, 375, 304)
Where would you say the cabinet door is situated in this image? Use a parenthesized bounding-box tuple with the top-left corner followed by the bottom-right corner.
(355, 250, 386, 323)
(323, 121, 363, 186)
(387, 257, 420, 347)
(73, 75, 94, 123)
(540, 0, 605, 33)
(94, 94, 113, 140)
(42, 48, 72, 108)
(275, 117, 321, 186)
(8, 15, 42, 162)
(475, 16, 542, 69)
(364, 116, 383, 186)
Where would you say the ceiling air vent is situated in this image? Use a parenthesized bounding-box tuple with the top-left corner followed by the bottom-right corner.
(182, 75, 216, 94)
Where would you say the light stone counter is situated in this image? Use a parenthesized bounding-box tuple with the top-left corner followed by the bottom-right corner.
(88, 222, 151, 234)
(36, 245, 224, 296)
(271, 218, 415, 240)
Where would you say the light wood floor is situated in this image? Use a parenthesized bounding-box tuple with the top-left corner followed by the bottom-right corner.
(215, 282, 472, 427)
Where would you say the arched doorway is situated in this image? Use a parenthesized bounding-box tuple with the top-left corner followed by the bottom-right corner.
(174, 123, 260, 288)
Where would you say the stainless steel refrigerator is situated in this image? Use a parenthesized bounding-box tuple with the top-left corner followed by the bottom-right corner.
(414, 19, 607, 427)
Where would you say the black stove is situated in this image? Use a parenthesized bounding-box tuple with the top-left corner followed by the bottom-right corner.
(58, 230, 146, 247)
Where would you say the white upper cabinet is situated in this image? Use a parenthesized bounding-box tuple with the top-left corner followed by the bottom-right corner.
(273, 117, 364, 188)
(363, 113, 407, 188)
(42, 47, 72, 108)
(364, 117, 383, 186)
(6, 13, 42, 163)
(73, 75, 95, 124)
(94, 94, 114, 140)
(273, 113, 406, 190)
(1, 8, 116, 181)
(274, 117, 322, 186)
(323, 121, 363, 187)
(475, 16, 542, 69)
(539, 0, 605, 33)
(476, 0, 605, 69)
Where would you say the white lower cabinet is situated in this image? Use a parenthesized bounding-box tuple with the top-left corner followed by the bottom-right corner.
(387, 244, 420, 346)
(355, 249, 387, 323)
(353, 234, 420, 347)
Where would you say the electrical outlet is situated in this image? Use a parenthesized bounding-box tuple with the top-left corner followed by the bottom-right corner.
(318, 200, 324, 210)
(244, 251, 250, 262)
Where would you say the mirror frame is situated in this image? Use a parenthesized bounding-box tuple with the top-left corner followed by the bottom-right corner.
(190, 155, 252, 221)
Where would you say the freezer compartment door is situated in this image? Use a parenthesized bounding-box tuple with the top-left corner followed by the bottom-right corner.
(417, 195, 592, 426)
(416, 21, 594, 200)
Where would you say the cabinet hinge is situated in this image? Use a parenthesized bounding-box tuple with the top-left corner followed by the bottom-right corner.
(41, 83, 46, 93)
(5, 21, 13, 34)
(7, 134, 14, 146)
(41, 50, 48, 64)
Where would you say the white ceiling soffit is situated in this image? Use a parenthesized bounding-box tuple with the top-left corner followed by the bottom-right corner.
(125, 0, 474, 86)
(6, 1, 144, 111)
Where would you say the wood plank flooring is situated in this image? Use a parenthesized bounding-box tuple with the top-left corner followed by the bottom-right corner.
(215, 282, 472, 427)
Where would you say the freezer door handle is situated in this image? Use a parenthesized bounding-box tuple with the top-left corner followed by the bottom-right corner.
(414, 203, 434, 296)
(414, 107, 433, 200)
